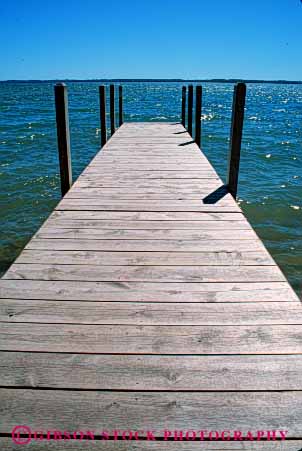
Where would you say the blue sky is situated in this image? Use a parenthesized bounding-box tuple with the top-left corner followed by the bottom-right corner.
(1, 0, 301, 80)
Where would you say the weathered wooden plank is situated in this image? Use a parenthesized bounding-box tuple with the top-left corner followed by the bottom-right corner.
(113, 133, 192, 138)
(68, 187, 225, 196)
(101, 148, 202, 153)
(90, 162, 211, 168)
(80, 174, 221, 181)
(44, 219, 252, 230)
(85, 161, 217, 170)
(74, 180, 222, 188)
(0, 389, 301, 436)
(84, 165, 215, 171)
(79, 172, 220, 179)
(93, 147, 202, 153)
(6, 264, 282, 289)
(84, 157, 212, 164)
(91, 156, 209, 162)
(3, 263, 284, 283)
(1, 437, 302, 451)
(56, 204, 241, 213)
(85, 153, 209, 161)
(65, 193, 237, 201)
(1, 300, 301, 325)
(61, 190, 235, 203)
(101, 138, 194, 143)
(115, 121, 181, 126)
(34, 228, 257, 241)
(51, 211, 245, 221)
(82, 169, 216, 176)
(102, 141, 198, 146)
(73, 188, 231, 199)
(25, 239, 271, 252)
(0, 280, 296, 302)
(113, 131, 190, 135)
(17, 250, 274, 266)
(98, 146, 200, 150)
(2, 351, 302, 391)
(92, 155, 209, 161)
(97, 148, 203, 154)
(57, 199, 237, 207)
(94, 155, 205, 160)
(1, 438, 302, 451)
(115, 123, 186, 129)
(92, 161, 208, 167)
(1, 323, 302, 354)
(102, 143, 198, 148)
(68, 185, 226, 193)
(95, 150, 201, 155)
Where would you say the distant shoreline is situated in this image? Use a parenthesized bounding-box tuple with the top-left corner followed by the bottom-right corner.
(1, 78, 302, 85)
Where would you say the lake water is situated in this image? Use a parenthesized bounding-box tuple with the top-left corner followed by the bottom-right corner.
(0, 81, 301, 294)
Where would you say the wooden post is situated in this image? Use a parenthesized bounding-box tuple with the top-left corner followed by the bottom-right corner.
(227, 82, 246, 199)
(99, 85, 107, 147)
(110, 84, 115, 136)
(181, 86, 186, 126)
(187, 84, 193, 136)
(119, 85, 123, 127)
(54, 83, 72, 197)
(195, 85, 202, 148)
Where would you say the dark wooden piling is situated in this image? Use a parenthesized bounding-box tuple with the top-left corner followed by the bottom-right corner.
(187, 85, 193, 136)
(119, 85, 123, 127)
(195, 85, 202, 148)
(227, 82, 247, 198)
(99, 85, 107, 147)
(110, 84, 115, 136)
(54, 83, 72, 197)
(181, 86, 186, 126)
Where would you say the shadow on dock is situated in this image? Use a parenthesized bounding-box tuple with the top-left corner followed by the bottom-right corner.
(178, 140, 195, 146)
(203, 185, 229, 204)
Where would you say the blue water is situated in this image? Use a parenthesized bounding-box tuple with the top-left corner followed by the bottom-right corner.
(0, 82, 301, 294)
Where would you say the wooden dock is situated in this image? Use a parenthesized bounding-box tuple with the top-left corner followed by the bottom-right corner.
(1, 122, 302, 450)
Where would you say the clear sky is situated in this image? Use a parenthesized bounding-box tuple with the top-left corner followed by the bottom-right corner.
(1, 0, 302, 80)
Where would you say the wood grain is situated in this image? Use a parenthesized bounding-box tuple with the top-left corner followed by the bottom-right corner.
(44, 219, 252, 230)
(0, 280, 297, 302)
(0, 389, 302, 436)
(1, 300, 301, 325)
(51, 210, 246, 221)
(16, 249, 274, 266)
(1, 323, 302, 354)
(1, 121, 301, 444)
(3, 263, 284, 283)
(34, 227, 257, 240)
(1, 351, 302, 391)
(1, 438, 302, 450)
(25, 239, 267, 252)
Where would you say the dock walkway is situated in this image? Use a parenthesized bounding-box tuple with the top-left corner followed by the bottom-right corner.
(1, 122, 302, 449)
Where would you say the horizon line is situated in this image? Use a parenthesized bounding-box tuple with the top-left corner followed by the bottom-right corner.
(0, 78, 302, 84)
